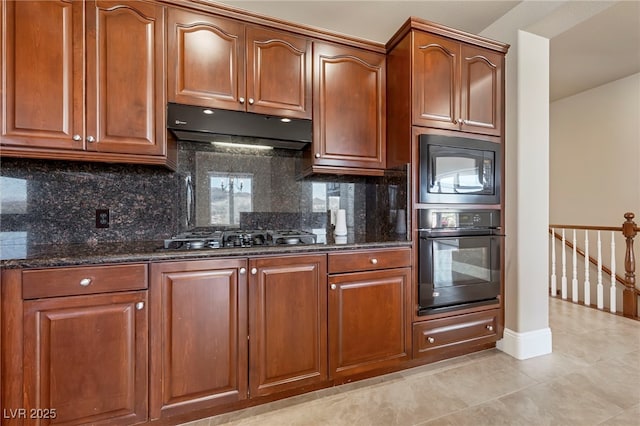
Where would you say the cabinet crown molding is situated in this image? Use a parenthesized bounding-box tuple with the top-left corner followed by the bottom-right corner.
(386, 16, 510, 53)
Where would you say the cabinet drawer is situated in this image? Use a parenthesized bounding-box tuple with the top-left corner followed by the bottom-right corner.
(413, 309, 499, 360)
(23, 264, 148, 299)
(328, 248, 411, 273)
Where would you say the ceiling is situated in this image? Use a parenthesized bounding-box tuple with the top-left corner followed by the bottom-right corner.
(214, 0, 640, 102)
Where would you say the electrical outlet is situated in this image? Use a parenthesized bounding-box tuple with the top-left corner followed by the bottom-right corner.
(96, 209, 110, 228)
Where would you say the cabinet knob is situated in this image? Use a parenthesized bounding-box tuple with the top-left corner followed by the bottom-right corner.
(251, 268, 257, 275)
(330, 284, 337, 290)
(370, 258, 378, 265)
(135, 302, 144, 311)
(239, 268, 246, 275)
(486, 325, 494, 332)
(427, 337, 435, 344)
(79, 278, 92, 287)
(72, 134, 82, 141)
(315, 153, 321, 158)
(239, 97, 245, 104)
(248, 98, 254, 105)
(86, 136, 96, 143)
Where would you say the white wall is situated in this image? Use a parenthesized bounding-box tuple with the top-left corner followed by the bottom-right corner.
(550, 73, 640, 227)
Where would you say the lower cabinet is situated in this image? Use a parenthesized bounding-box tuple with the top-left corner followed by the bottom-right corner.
(327, 249, 412, 380)
(3, 247, 505, 425)
(23, 290, 149, 425)
(248, 254, 328, 397)
(413, 309, 500, 362)
(149, 259, 248, 419)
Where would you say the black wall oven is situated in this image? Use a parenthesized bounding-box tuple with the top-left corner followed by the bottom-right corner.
(419, 134, 501, 205)
(418, 209, 502, 316)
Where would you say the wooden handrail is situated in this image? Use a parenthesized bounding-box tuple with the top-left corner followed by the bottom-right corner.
(549, 212, 638, 319)
(549, 224, 622, 232)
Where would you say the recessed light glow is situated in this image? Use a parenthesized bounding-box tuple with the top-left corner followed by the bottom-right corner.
(213, 141, 273, 150)
(203, 109, 214, 115)
(280, 118, 291, 123)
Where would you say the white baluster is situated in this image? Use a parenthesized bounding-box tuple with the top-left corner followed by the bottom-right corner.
(551, 228, 557, 296)
(584, 230, 590, 306)
(561, 229, 568, 299)
(572, 229, 578, 302)
(610, 231, 616, 313)
(597, 231, 604, 310)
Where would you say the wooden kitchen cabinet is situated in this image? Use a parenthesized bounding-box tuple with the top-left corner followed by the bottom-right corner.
(327, 248, 411, 380)
(167, 8, 312, 119)
(411, 32, 503, 136)
(149, 258, 248, 419)
(386, 18, 508, 167)
(303, 42, 386, 176)
(413, 309, 500, 362)
(248, 254, 328, 397)
(1, 0, 171, 166)
(21, 264, 149, 425)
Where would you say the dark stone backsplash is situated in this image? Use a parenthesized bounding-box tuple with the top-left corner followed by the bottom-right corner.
(0, 158, 178, 245)
(0, 139, 408, 250)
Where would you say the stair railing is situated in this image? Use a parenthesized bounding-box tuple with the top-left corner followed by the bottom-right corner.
(549, 212, 639, 319)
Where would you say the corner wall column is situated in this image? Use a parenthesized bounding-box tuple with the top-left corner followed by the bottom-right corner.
(497, 30, 552, 360)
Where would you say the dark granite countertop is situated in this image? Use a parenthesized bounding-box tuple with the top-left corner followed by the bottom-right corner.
(0, 237, 412, 269)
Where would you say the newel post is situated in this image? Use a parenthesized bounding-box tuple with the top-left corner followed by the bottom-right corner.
(622, 212, 638, 318)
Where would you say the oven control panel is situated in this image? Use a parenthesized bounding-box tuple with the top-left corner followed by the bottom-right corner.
(417, 209, 501, 233)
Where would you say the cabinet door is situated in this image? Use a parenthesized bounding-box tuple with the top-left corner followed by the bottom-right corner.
(412, 32, 460, 131)
(460, 44, 503, 137)
(312, 43, 386, 171)
(85, 0, 165, 155)
(149, 259, 248, 419)
(249, 255, 327, 397)
(167, 8, 245, 111)
(328, 268, 411, 380)
(23, 291, 148, 425)
(1, 0, 84, 150)
(246, 26, 311, 119)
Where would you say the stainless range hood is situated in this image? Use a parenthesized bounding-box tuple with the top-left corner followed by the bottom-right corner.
(167, 103, 312, 150)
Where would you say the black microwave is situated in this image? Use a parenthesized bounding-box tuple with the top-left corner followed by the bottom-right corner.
(419, 134, 501, 204)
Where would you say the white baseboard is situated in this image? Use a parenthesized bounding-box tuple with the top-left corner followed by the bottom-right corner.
(497, 327, 552, 360)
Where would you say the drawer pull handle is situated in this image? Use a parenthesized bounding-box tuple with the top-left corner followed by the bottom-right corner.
(370, 258, 378, 265)
(135, 302, 144, 311)
(330, 284, 337, 290)
(486, 325, 494, 332)
(427, 337, 435, 344)
(79, 278, 92, 287)
(240, 268, 246, 275)
(251, 268, 257, 275)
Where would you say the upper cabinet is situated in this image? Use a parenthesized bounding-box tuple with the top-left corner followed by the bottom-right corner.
(167, 8, 312, 119)
(412, 32, 503, 137)
(386, 19, 508, 167)
(1, 0, 170, 165)
(304, 42, 386, 176)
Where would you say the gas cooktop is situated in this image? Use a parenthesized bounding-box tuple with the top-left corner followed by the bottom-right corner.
(163, 229, 317, 250)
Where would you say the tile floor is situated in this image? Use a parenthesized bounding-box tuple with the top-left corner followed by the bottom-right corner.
(181, 298, 640, 426)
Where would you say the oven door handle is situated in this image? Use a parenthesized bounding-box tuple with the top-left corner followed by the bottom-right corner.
(419, 231, 503, 239)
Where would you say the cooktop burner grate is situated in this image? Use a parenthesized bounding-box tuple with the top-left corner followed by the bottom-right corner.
(162, 229, 317, 250)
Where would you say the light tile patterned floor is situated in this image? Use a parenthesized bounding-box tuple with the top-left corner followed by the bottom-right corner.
(181, 297, 640, 426)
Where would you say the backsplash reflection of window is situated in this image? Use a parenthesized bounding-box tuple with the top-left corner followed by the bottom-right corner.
(209, 173, 253, 225)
